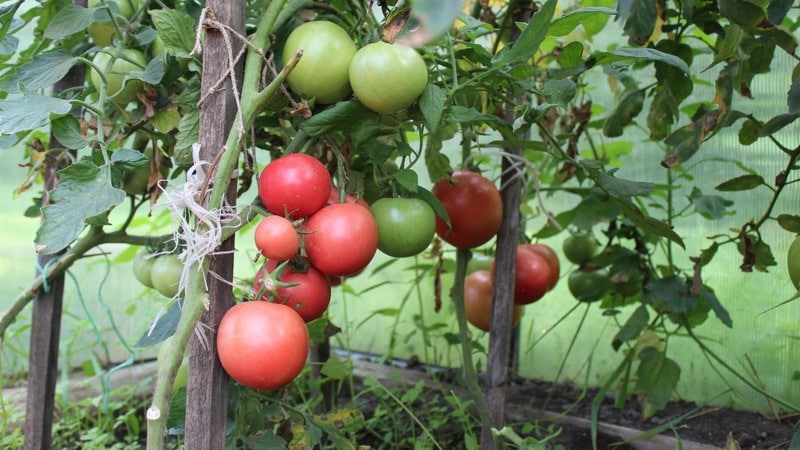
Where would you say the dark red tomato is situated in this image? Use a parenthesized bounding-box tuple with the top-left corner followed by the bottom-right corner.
(253, 260, 331, 323)
(216, 301, 309, 391)
(432, 171, 503, 249)
(524, 243, 560, 290)
(254, 215, 299, 261)
(492, 245, 552, 305)
(464, 270, 523, 332)
(326, 186, 370, 211)
(302, 203, 379, 276)
(258, 153, 332, 219)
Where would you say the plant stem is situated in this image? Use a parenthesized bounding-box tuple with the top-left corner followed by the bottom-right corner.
(450, 248, 495, 442)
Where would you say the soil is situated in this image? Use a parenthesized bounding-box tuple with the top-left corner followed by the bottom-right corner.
(343, 354, 798, 450)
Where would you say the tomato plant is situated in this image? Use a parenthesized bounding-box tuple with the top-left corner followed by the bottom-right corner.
(302, 203, 379, 276)
(348, 41, 428, 114)
(132, 248, 155, 288)
(254, 215, 300, 261)
(87, 0, 137, 46)
(216, 301, 309, 391)
(149, 254, 183, 298)
(254, 260, 331, 323)
(89, 47, 147, 104)
(525, 243, 560, 290)
(567, 268, 610, 303)
(370, 197, 436, 257)
(562, 232, 598, 266)
(326, 186, 370, 210)
(464, 270, 523, 332)
(258, 153, 332, 219)
(496, 245, 552, 305)
(432, 171, 503, 249)
(282, 21, 357, 104)
(788, 235, 800, 290)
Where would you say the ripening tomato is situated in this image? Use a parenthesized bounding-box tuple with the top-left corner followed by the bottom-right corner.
(493, 245, 552, 305)
(282, 21, 357, 104)
(302, 203, 379, 276)
(432, 171, 503, 249)
(370, 197, 436, 257)
(258, 153, 332, 219)
(348, 41, 428, 113)
(524, 243, 560, 290)
(464, 270, 523, 332)
(254, 215, 299, 261)
(253, 260, 331, 323)
(217, 301, 309, 390)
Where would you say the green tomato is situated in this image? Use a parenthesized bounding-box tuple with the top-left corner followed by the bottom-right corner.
(150, 254, 183, 298)
(282, 21, 357, 104)
(371, 197, 436, 257)
(567, 268, 610, 303)
(349, 41, 428, 114)
(562, 232, 598, 266)
(90, 47, 148, 104)
(88, 0, 135, 46)
(132, 248, 155, 288)
(788, 235, 800, 290)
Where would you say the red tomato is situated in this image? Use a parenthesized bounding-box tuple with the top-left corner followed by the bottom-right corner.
(253, 260, 331, 323)
(325, 186, 370, 210)
(525, 243, 560, 290)
(216, 301, 309, 390)
(258, 153, 332, 219)
(432, 171, 503, 249)
(254, 215, 299, 261)
(464, 270, 523, 332)
(494, 245, 552, 305)
(302, 203, 379, 276)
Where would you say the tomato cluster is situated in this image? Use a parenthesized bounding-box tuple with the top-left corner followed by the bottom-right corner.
(562, 231, 613, 303)
(282, 20, 427, 113)
(464, 243, 560, 332)
(132, 249, 183, 298)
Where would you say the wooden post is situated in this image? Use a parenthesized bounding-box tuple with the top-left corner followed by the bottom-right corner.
(184, 1, 245, 448)
(23, 2, 87, 444)
(481, 2, 535, 448)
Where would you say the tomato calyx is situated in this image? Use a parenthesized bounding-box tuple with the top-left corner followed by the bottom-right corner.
(253, 260, 301, 302)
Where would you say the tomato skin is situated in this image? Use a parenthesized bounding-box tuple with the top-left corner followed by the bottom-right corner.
(788, 235, 800, 290)
(89, 47, 147, 104)
(132, 248, 155, 288)
(254, 215, 300, 261)
(464, 270, 523, 332)
(371, 197, 436, 257)
(349, 41, 428, 113)
(282, 21, 357, 104)
(525, 243, 560, 290)
(567, 268, 610, 303)
(562, 232, 598, 265)
(258, 153, 332, 219)
(326, 186, 370, 211)
(432, 171, 503, 249)
(254, 260, 331, 323)
(493, 245, 552, 305)
(150, 254, 183, 298)
(302, 203, 379, 276)
(216, 301, 309, 391)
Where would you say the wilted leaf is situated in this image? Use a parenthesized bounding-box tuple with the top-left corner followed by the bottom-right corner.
(603, 89, 645, 137)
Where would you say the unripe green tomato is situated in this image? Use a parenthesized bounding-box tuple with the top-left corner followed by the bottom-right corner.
(568, 268, 610, 303)
(467, 253, 495, 274)
(349, 41, 428, 114)
(88, 0, 135, 46)
(282, 21, 357, 104)
(788, 235, 800, 290)
(132, 248, 155, 288)
(150, 254, 183, 298)
(562, 232, 598, 265)
(90, 47, 148, 104)
(371, 197, 436, 257)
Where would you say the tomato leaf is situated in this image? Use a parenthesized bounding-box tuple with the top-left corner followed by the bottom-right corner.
(0, 93, 72, 134)
(778, 214, 800, 233)
(715, 174, 764, 191)
(612, 305, 649, 351)
(617, 199, 685, 249)
(419, 83, 447, 134)
(689, 187, 733, 220)
(300, 100, 374, 137)
(549, 7, 616, 37)
(393, 168, 418, 193)
(128, 57, 165, 85)
(51, 114, 88, 150)
(492, 0, 557, 67)
(700, 285, 732, 328)
(111, 148, 149, 171)
(43, 4, 95, 39)
(320, 356, 348, 380)
(635, 347, 681, 419)
(602, 88, 645, 138)
(165, 387, 186, 434)
(0, 51, 78, 93)
(134, 299, 182, 348)
(415, 186, 449, 228)
(35, 160, 126, 255)
(150, 8, 197, 57)
(594, 170, 654, 197)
